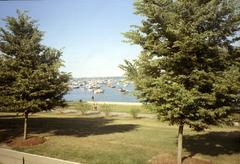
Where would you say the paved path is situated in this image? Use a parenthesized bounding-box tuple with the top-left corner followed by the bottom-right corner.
(0, 148, 80, 164)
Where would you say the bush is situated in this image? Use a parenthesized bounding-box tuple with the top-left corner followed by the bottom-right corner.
(101, 104, 112, 117)
(76, 102, 91, 115)
(130, 108, 140, 119)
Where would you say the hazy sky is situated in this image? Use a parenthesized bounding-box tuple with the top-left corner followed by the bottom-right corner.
(0, 0, 142, 77)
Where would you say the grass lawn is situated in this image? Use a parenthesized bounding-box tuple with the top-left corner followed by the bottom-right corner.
(0, 112, 239, 164)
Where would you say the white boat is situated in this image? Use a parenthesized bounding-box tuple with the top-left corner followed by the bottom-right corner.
(94, 89, 104, 94)
(88, 89, 93, 92)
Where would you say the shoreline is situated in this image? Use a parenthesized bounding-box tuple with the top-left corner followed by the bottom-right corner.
(86, 101, 142, 106)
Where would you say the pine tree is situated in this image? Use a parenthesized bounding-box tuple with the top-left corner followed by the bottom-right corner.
(120, 1, 240, 163)
(0, 11, 70, 140)
(0, 53, 17, 112)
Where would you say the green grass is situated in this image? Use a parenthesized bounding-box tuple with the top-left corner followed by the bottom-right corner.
(105, 104, 149, 114)
(0, 112, 239, 164)
(67, 101, 150, 114)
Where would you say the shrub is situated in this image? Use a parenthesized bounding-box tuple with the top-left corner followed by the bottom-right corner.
(130, 108, 140, 119)
(76, 102, 91, 115)
(101, 104, 112, 117)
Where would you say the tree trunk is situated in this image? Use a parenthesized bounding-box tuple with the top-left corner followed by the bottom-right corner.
(177, 124, 184, 164)
(23, 111, 28, 140)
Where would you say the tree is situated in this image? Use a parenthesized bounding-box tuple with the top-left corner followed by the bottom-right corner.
(120, 0, 240, 163)
(0, 11, 70, 140)
(0, 53, 17, 113)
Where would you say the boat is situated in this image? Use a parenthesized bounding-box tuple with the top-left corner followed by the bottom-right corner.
(94, 89, 104, 94)
(118, 88, 128, 93)
(72, 85, 79, 89)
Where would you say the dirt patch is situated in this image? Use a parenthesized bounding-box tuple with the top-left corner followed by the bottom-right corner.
(8, 136, 46, 147)
(149, 153, 212, 164)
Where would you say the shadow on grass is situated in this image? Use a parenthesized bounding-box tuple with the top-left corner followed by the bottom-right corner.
(183, 131, 240, 157)
(0, 114, 20, 118)
(0, 116, 138, 143)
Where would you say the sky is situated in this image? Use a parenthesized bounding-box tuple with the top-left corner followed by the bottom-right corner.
(0, 0, 142, 77)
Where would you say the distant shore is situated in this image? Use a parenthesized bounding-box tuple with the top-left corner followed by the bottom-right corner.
(86, 101, 142, 106)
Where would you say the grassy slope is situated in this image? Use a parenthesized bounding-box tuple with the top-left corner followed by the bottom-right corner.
(67, 101, 150, 114)
(0, 112, 239, 164)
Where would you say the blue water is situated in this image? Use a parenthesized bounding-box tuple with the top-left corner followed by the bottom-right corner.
(64, 84, 138, 102)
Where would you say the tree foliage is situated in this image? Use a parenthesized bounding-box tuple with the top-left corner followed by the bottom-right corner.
(121, 0, 240, 131)
(0, 10, 70, 114)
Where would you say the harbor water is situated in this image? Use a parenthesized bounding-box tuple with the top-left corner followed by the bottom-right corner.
(64, 78, 138, 102)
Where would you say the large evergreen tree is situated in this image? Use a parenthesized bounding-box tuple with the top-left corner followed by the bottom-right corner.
(0, 52, 17, 113)
(120, 0, 240, 163)
(0, 11, 70, 140)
